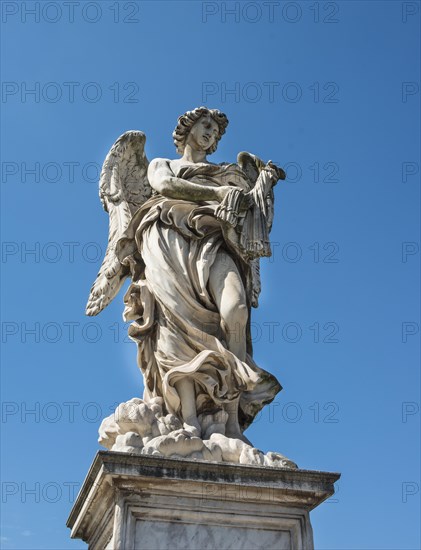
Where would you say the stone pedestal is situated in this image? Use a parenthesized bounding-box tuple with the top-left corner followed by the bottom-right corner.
(67, 451, 339, 550)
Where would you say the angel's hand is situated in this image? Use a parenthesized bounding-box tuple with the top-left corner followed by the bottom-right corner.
(239, 191, 254, 212)
(214, 186, 234, 203)
(264, 161, 286, 184)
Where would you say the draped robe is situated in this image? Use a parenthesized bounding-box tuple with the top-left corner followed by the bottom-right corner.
(116, 162, 281, 430)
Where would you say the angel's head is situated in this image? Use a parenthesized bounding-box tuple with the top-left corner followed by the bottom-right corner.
(173, 107, 229, 155)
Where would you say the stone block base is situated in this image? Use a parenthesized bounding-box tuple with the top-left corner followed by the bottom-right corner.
(67, 451, 339, 550)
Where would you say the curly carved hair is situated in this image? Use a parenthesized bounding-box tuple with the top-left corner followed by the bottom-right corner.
(173, 107, 229, 155)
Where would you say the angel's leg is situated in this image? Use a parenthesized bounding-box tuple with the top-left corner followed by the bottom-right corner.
(174, 378, 201, 436)
(208, 251, 250, 443)
(224, 396, 253, 445)
(208, 251, 248, 362)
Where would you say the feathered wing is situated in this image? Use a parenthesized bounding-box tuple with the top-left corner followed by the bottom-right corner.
(86, 131, 152, 316)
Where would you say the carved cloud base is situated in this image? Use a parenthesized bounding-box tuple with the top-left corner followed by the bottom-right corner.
(98, 397, 297, 468)
(67, 451, 340, 550)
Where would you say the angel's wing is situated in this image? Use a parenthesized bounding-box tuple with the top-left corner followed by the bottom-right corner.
(86, 131, 152, 316)
(237, 151, 263, 184)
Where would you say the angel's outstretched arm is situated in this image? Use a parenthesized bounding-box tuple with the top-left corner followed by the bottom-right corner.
(148, 158, 231, 203)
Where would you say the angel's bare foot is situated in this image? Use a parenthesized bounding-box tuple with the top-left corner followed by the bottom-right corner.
(183, 416, 202, 437)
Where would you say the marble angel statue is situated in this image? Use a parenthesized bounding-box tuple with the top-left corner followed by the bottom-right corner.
(86, 107, 295, 467)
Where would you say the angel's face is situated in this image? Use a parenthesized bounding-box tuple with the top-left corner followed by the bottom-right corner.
(186, 115, 219, 152)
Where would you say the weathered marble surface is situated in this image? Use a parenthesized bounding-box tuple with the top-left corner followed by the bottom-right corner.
(99, 397, 297, 468)
(67, 452, 340, 550)
(133, 520, 291, 550)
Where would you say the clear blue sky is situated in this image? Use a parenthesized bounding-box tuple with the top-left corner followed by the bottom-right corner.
(1, 1, 420, 548)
